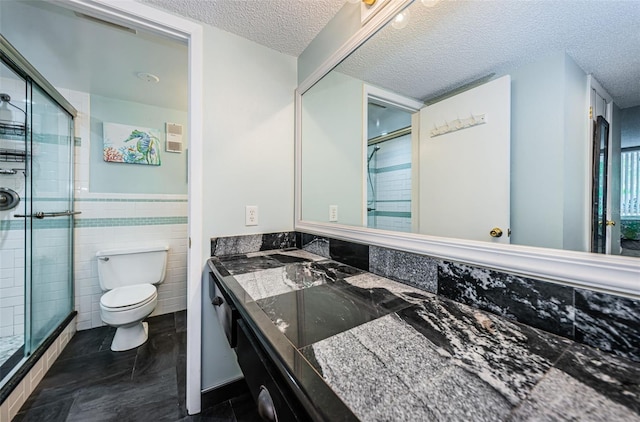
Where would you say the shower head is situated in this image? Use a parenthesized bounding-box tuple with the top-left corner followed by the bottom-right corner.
(0, 93, 10, 103)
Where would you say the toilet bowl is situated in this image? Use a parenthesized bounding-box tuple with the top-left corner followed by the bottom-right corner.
(96, 245, 168, 351)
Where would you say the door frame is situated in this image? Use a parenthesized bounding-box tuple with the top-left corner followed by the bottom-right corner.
(362, 84, 423, 227)
(589, 76, 615, 254)
(55, 0, 204, 414)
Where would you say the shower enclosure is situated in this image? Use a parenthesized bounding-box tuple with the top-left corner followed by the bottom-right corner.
(0, 35, 76, 394)
(366, 100, 413, 232)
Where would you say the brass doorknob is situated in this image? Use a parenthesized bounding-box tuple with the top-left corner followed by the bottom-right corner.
(606, 220, 616, 227)
(490, 228, 503, 238)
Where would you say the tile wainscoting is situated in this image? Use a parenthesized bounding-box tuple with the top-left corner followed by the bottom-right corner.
(209, 231, 639, 363)
(73, 195, 188, 330)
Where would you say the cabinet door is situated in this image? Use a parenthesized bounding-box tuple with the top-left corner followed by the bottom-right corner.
(209, 272, 238, 347)
(236, 320, 306, 422)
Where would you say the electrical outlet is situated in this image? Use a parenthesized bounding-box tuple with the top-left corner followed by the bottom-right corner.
(245, 205, 258, 226)
(329, 205, 338, 222)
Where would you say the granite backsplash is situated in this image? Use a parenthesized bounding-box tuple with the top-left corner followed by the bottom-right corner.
(211, 231, 640, 363)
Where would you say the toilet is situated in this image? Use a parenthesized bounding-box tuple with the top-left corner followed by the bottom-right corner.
(96, 245, 169, 351)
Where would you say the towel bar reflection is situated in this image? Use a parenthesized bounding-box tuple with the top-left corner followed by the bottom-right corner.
(14, 210, 81, 219)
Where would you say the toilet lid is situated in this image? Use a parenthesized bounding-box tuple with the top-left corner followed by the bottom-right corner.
(101, 284, 156, 309)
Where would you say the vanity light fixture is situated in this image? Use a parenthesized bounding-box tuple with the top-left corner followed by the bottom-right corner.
(391, 8, 410, 29)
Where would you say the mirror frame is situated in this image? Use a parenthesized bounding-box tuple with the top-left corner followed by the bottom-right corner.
(295, 0, 639, 299)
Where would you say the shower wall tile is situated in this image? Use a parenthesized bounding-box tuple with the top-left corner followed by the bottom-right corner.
(575, 289, 640, 362)
(437, 261, 575, 338)
(369, 246, 437, 293)
(0, 227, 25, 337)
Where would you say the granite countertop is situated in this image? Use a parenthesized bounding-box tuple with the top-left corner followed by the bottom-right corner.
(208, 249, 640, 422)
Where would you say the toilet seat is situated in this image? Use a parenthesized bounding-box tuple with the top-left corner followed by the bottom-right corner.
(100, 284, 157, 311)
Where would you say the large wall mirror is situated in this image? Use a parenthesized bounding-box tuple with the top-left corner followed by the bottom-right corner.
(300, 0, 640, 263)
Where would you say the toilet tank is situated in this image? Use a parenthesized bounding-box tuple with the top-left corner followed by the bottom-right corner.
(96, 245, 169, 291)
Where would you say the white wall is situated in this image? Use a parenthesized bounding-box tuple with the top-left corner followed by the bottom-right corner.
(621, 106, 640, 148)
(511, 53, 565, 248)
(200, 24, 297, 389)
(202, 26, 296, 240)
(301, 71, 364, 226)
(510, 52, 588, 251)
(562, 55, 589, 252)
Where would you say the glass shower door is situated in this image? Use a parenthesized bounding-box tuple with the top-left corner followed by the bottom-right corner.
(0, 57, 27, 377)
(24, 83, 74, 353)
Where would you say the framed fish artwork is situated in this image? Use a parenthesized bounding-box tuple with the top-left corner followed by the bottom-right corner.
(103, 122, 161, 166)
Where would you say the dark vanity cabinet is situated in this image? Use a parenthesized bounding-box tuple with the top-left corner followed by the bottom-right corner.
(236, 319, 307, 422)
(208, 272, 238, 347)
(209, 271, 308, 422)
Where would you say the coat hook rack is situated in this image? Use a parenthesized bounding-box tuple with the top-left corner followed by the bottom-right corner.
(430, 113, 487, 138)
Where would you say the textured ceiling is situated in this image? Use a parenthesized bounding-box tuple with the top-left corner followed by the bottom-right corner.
(141, 0, 347, 57)
(337, 0, 640, 109)
(5, 0, 638, 112)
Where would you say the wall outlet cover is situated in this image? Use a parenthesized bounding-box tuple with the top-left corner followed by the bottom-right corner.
(329, 205, 338, 222)
(245, 205, 258, 226)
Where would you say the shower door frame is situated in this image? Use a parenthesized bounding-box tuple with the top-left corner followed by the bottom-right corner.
(0, 32, 77, 380)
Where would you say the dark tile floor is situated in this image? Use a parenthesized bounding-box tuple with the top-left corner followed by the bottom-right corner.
(14, 311, 259, 422)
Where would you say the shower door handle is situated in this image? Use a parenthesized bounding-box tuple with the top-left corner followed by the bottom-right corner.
(14, 210, 81, 219)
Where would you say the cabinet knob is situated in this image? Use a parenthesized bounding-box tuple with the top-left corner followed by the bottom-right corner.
(257, 385, 277, 422)
(212, 296, 224, 306)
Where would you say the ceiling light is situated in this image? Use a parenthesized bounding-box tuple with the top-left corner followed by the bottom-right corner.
(136, 72, 160, 83)
(391, 9, 410, 30)
(421, 0, 440, 7)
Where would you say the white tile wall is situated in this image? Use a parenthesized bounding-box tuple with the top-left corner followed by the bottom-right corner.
(368, 134, 412, 232)
(0, 76, 27, 342)
(0, 315, 76, 421)
(73, 221, 187, 331)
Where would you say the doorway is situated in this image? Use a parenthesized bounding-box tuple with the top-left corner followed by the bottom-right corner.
(366, 100, 413, 232)
(0, 0, 204, 414)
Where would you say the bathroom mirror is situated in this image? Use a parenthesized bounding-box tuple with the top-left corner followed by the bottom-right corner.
(300, 0, 640, 259)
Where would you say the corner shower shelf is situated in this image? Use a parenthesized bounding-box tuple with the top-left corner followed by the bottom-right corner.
(0, 121, 26, 137)
(0, 148, 27, 162)
(0, 122, 28, 174)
